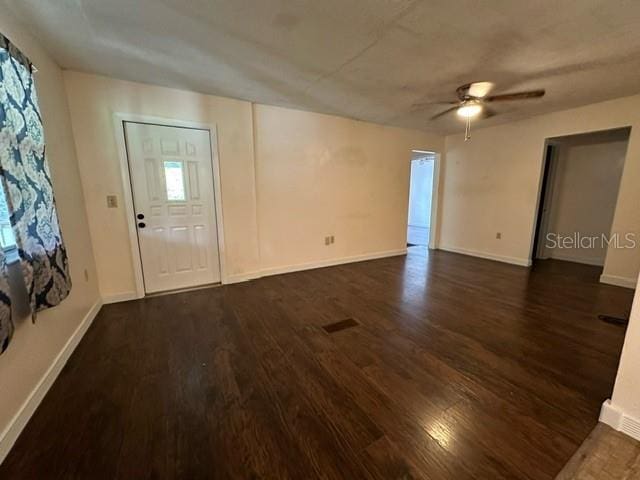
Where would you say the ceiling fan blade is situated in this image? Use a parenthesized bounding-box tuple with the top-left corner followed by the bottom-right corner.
(480, 106, 497, 119)
(430, 106, 458, 120)
(468, 81, 495, 98)
(456, 81, 495, 99)
(485, 89, 545, 102)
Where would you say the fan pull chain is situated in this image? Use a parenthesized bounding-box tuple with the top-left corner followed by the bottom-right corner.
(464, 117, 471, 141)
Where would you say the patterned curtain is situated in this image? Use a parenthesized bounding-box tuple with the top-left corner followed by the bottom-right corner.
(0, 33, 72, 353)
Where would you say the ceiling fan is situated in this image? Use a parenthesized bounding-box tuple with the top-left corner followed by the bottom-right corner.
(415, 82, 545, 140)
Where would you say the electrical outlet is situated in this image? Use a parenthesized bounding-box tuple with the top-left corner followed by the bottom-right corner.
(106, 195, 118, 208)
(324, 236, 331, 246)
(330, 235, 335, 244)
(496, 232, 502, 239)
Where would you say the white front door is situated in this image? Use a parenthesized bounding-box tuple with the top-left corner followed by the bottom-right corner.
(125, 122, 221, 293)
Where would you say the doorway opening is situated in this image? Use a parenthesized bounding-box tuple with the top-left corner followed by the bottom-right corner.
(407, 151, 436, 248)
(531, 127, 631, 271)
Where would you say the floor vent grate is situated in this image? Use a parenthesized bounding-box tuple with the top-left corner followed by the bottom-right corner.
(598, 314, 628, 326)
(322, 318, 359, 333)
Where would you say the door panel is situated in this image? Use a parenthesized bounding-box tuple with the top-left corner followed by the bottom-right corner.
(125, 122, 221, 293)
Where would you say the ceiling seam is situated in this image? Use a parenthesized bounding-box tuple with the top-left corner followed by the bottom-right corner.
(305, 0, 422, 88)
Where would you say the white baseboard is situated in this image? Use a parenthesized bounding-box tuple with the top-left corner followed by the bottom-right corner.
(548, 253, 604, 267)
(600, 274, 637, 289)
(107, 249, 409, 292)
(259, 249, 407, 277)
(600, 399, 640, 441)
(102, 291, 140, 304)
(224, 271, 263, 285)
(438, 245, 532, 267)
(0, 299, 103, 464)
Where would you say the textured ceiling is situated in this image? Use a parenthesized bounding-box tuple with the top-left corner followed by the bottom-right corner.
(4, 0, 640, 134)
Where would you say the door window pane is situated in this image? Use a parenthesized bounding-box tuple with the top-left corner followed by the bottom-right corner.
(164, 161, 186, 201)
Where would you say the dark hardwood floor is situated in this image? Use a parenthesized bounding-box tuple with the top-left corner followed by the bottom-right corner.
(0, 247, 634, 479)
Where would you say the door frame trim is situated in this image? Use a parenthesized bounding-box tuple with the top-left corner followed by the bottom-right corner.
(113, 113, 227, 299)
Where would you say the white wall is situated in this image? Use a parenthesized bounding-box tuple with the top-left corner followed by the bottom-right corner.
(0, 13, 100, 458)
(442, 95, 640, 285)
(63, 73, 443, 297)
(611, 274, 640, 416)
(542, 136, 628, 266)
(408, 158, 434, 229)
(253, 104, 441, 273)
(602, 274, 640, 438)
(63, 71, 261, 295)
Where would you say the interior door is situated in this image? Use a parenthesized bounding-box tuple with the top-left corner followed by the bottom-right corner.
(124, 122, 221, 293)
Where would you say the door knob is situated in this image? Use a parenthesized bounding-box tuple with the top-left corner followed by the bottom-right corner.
(138, 222, 146, 228)
(137, 213, 145, 219)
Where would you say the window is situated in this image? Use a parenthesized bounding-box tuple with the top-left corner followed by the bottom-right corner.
(0, 185, 17, 254)
(164, 160, 186, 201)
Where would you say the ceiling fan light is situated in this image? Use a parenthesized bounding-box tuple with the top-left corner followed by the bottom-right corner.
(457, 103, 483, 118)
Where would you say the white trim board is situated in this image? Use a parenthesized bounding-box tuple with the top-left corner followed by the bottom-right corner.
(0, 300, 103, 464)
(259, 249, 407, 277)
(546, 252, 604, 267)
(599, 274, 637, 289)
(437, 245, 532, 267)
(429, 153, 442, 250)
(225, 271, 262, 285)
(102, 291, 140, 304)
(103, 286, 222, 303)
(600, 400, 640, 441)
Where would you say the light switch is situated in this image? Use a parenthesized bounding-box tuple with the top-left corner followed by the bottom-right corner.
(106, 195, 118, 208)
